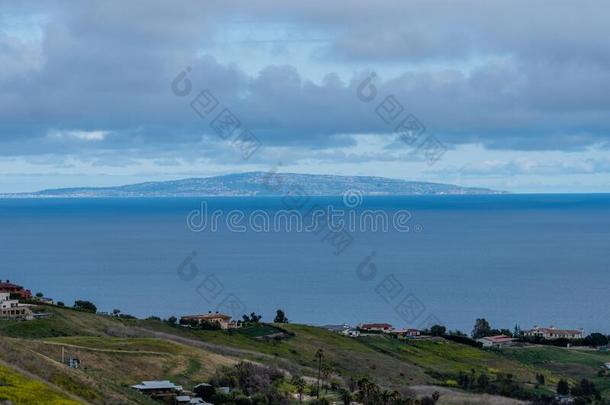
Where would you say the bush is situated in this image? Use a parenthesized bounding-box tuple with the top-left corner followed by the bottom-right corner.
(210, 362, 288, 404)
(73, 300, 96, 313)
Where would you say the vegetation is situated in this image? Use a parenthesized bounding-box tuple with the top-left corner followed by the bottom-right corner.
(0, 362, 82, 404)
(72, 300, 97, 313)
(0, 306, 609, 403)
(274, 309, 289, 323)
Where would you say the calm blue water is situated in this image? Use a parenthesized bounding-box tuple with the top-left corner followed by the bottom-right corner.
(0, 194, 608, 333)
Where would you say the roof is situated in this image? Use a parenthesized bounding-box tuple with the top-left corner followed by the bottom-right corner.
(131, 380, 182, 391)
(360, 323, 392, 329)
(478, 335, 515, 343)
(390, 328, 421, 334)
(0, 282, 26, 290)
(181, 313, 231, 321)
(527, 327, 583, 335)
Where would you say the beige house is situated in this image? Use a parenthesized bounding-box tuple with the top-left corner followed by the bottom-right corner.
(0, 292, 33, 320)
(180, 312, 237, 329)
(477, 335, 516, 348)
(524, 326, 584, 340)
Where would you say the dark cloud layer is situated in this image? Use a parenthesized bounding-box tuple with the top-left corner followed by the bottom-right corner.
(1, 0, 610, 161)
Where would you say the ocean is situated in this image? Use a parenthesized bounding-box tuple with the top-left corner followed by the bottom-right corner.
(1, 194, 608, 333)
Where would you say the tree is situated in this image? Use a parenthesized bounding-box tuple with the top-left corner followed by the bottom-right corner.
(320, 364, 332, 393)
(243, 312, 262, 323)
(499, 329, 513, 337)
(556, 378, 570, 396)
(274, 309, 288, 323)
(477, 373, 489, 389)
(338, 388, 352, 405)
(112, 308, 121, 316)
(291, 377, 306, 401)
(73, 300, 96, 313)
(57, 301, 65, 307)
(35, 292, 44, 298)
(536, 373, 545, 386)
(166, 316, 177, 325)
(315, 349, 324, 398)
(429, 324, 446, 336)
(472, 318, 492, 339)
(572, 378, 598, 398)
(584, 333, 608, 347)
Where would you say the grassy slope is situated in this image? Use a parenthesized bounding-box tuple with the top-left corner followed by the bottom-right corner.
(0, 361, 82, 404)
(503, 346, 610, 397)
(0, 306, 608, 402)
(0, 307, 235, 403)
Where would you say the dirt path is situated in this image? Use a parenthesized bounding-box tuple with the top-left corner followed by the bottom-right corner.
(133, 327, 315, 376)
(39, 340, 170, 355)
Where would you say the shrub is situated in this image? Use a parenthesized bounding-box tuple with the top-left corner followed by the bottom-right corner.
(72, 300, 96, 313)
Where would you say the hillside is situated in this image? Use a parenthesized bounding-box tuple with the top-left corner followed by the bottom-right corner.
(0, 306, 608, 404)
(3, 172, 503, 197)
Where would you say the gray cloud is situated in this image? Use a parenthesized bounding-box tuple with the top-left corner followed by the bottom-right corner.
(1, 0, 610, 163)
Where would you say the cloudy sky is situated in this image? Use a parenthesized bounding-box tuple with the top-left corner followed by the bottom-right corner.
(1, 1, 610, 193)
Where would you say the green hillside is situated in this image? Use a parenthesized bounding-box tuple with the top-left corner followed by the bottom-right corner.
(0, 306, 608, 404)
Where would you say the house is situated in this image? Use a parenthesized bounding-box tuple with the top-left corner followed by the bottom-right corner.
(341, 328, 361, 337)
(477, 335, 516, 348)
(176, 395, 210, 404)
(524, 326, 584, 340)
(390, 328, 422, 338)
(131, 380, 183, 402)
(180, 311, 237, 329)
(0, 292, 34, 320)
(604, 362, 610, 370)
(0, 280, 32, 300)
(39, 297, 55, 305)
(193, 383, 215, 401)
(359, 323, 393, 333)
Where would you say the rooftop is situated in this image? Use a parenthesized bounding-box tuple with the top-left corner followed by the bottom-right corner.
(478, 335, 516, 343)
(131, 380, 183, 391)
(527, 326, 583, 334)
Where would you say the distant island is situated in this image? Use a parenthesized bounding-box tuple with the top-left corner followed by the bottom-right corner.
(1, 172, 504, 198)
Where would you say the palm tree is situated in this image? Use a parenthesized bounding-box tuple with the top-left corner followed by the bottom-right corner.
(320, 363, 332, 394)
(339, 388, 352, 405)
(292, 376, 306, 401)
(315, 349, 324, 398)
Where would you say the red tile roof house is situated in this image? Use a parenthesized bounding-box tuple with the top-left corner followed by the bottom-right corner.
(0, 280, 32, 300)
(523, 326, 584, 340)
(358, 323, 393, 333)
(476, 335, 517, 348)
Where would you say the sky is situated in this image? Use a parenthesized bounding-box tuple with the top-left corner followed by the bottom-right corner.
(1, 1, 610, 193)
